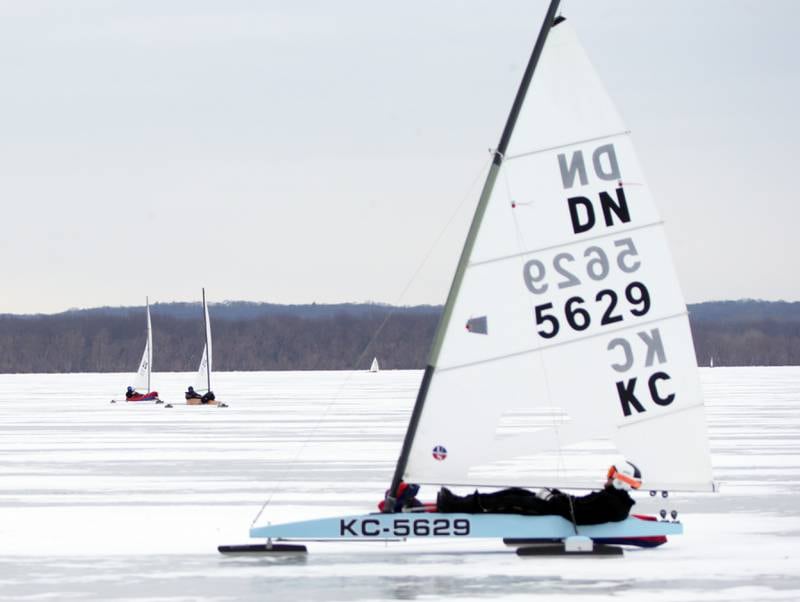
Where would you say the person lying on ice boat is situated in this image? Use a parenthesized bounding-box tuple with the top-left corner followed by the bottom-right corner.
(436, 462, 642, 525)
(125, 386, 159, 401)
(186, 387, 219, 405)
(185, 386, 202, 400)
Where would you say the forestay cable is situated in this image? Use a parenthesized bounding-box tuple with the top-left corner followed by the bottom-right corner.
(251, 156, 493, 526)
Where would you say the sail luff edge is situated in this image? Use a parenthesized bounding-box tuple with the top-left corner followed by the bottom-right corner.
(385, 0, 563, 505)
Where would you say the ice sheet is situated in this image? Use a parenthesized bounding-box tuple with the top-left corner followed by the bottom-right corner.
(0, 368, 798, 601)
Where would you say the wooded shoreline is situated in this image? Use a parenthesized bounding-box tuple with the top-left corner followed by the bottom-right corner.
(0, 300, 796, 372)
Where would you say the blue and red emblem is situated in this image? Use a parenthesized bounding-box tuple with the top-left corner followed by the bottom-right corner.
(432, 445, 448, 461)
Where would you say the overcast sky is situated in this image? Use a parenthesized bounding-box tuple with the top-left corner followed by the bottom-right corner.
(1, 0, 797, 314)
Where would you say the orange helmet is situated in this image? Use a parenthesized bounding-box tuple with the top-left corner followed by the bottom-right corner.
(607, 461, 642, 491)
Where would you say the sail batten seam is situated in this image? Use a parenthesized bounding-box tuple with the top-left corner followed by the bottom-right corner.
(436, 311, 689, 373)
(468, 220, 664, 268)
(506, 130, 631, 161)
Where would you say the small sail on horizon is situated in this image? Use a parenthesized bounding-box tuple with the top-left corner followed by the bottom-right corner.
(370, 357, 380, 373)
(394, 16, 713, 494)
(132, 298, 153, 392)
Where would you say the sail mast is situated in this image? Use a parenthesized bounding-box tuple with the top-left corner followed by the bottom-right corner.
(202, 288, 211, 393)
(385, 0, 562, 505)
(146, 296, 151, 393)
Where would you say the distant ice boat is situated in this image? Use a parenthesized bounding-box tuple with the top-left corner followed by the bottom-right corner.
(111, 297, 161, 404)
(369, 357, 380, 373)
(169, 289, 227, 408)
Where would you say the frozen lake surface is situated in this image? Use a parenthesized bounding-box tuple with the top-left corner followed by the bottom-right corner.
(0, 368, 798, 601)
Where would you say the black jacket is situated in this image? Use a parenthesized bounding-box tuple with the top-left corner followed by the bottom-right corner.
(449, 485, 635, 525)
(546, 485, 635, 525)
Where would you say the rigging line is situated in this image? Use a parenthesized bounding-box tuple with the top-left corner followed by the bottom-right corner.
(567, 494, 579, 535)
(251, 155, 493, 527)
(251, 369, 356, 526)
(504, 166, 568, 486)
(391, 153, 495, 308)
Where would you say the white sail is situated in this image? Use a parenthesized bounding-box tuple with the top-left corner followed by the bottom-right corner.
(194, 292, 213, 393)
(370, 357, 380, 373)
(402, 20, 713, 493)
(132, 300, 152, 392)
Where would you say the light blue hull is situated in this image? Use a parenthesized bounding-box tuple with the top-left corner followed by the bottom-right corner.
(250, 513, 682, 541)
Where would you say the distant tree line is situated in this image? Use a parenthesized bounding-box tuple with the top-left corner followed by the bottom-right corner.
(0, 300, 797, 373)
(687, 300, 800, 366)
(691, 320, 800, 366)
(0, 306, 439, 373)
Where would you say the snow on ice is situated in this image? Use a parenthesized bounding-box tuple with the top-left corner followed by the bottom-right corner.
(0, 368, 798, 601)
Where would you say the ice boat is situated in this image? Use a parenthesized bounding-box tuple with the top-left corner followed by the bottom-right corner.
(111, 297, 161, 404)
(167, 289, 227, 408)
(230, 0, 715, 556)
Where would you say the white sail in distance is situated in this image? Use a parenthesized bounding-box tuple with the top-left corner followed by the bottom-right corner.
(132, 300, 152, 392)
(370, 357, 380, 373)
(195, 292, 213, 393)
(402, 19, 713, 493)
